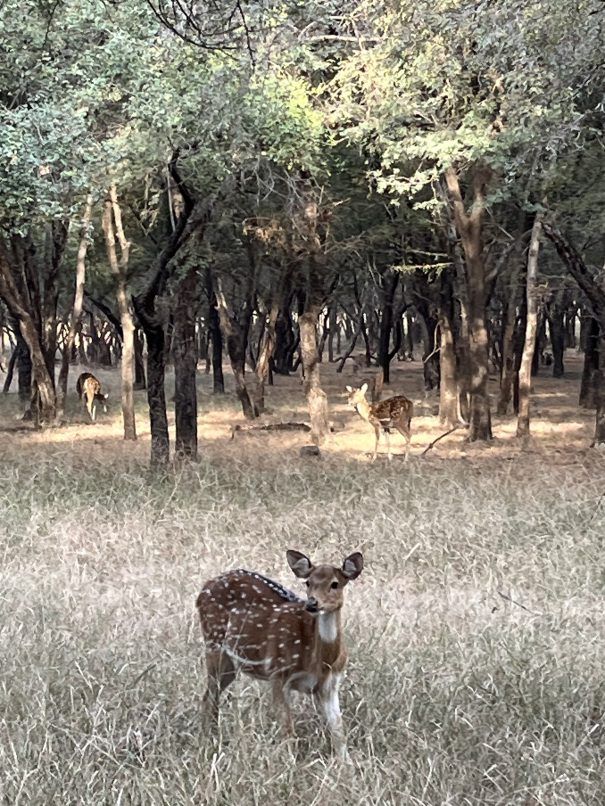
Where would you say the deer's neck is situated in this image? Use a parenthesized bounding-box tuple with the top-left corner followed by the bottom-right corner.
(312, 610, 344, 671)
(354, 399, 372, 422)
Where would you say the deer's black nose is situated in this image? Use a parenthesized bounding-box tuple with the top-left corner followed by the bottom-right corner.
(305, 597, 319, 613)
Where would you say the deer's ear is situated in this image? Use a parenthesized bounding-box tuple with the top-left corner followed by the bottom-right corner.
(342, 552, 364, 580)
(360, 382, 368, 395)
(286, 550, 313, 578)
(345, 385, 353, 393)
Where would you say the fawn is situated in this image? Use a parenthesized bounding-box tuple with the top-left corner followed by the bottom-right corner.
(196, 549, 364, 759)
(76, 372, 108, 422)
(346, 382, 413, 461)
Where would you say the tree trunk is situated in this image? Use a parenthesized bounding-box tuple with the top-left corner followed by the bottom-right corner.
(328, 304, 337, 362)
(592, 369, 605, 446)
(579, 317, 601, 408)
(299, 310, 329, 446)
(516, 214, 542, 438)
(173, 266, 199, 459)
(497, 259, 524, 415)
(134, 329, 146, 390)
(57, 195, 93, 420)
(254, 300, 280, 414)
(377, 272, 399, 385)
(445, 166, 492, 440)
(438, 272, 458, 426)
(2, 345, 17, 394)
(103, 186, 136, 440)
(547, 300, 565, 378)
(215, 278, 257, 419)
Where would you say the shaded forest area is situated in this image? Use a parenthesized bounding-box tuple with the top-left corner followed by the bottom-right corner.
(1, 0, 604, 468)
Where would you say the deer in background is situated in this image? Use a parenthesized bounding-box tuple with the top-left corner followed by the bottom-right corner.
(76, 372, 109, 422)
(196, 549, 364, 759)
(346, 382, 413, 461)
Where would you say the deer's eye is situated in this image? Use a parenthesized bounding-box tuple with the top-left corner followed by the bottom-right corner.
(331, 581, 339, 590)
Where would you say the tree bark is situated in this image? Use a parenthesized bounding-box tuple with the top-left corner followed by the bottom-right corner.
(215, 277, 257, 419)
(173, 265, 200, 459)
(103, 186, 137, 440)
(377, 271, 399, 385)
(516, 214, 542, 438)
(299, 310, 329, 446)
(497, 257, 524, 415)
(437, 271, 458, 426)
(57, 195, 93, 419)
(592, 369, 605, 446)
(445, 166, 492, 441)
(580, 317, 601, 408)
(133, 156, 207, 468)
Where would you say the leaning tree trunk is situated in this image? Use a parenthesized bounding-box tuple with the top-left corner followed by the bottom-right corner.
(173, 266, 199, 459)
(57, 195, 93, 420)
(103, 186, 136, 440)
(516, 214, 542, 439)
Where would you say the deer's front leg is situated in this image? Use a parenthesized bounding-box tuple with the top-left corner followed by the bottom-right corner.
(372, 425, 380, 461)
(272, 678, 294, 736)
(317, 673, 348, 760)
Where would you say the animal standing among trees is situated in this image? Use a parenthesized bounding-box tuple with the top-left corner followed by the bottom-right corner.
(196, 549, 364, 759)
(76, 372, 109, 422)
(346, 382, 413, 461)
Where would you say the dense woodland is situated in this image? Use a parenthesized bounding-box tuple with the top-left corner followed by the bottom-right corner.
(1, 0, 604, 467)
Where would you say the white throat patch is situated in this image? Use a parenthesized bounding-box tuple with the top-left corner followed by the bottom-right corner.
(318, 612, 338, 643)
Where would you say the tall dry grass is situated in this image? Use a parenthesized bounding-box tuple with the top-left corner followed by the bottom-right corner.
(1, 443, 605, 804)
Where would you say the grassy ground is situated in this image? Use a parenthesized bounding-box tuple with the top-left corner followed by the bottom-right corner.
(1, 357, 605, 804)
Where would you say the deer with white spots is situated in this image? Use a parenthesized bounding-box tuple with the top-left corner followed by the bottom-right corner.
(346, 382, 413, 461)
(196, 549, 364, 759)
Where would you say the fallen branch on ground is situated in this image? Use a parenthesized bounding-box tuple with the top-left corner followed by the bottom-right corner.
(421, 426, 460, 456)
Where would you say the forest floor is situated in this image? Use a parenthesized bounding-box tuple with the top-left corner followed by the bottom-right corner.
(1, 354, 605, 804)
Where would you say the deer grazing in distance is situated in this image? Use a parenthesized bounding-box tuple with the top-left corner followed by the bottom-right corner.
(346, 382, 413, 461)
(76, 372, 109, 422)
(196, 549, 364, 759)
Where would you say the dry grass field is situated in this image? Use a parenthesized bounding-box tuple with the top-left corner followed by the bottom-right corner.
(1, 356, 605, 805)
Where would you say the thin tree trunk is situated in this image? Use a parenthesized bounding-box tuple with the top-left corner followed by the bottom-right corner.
(215, 278, 257, 419)
(103, 186, 136, 440)
(438, 272, 458, 426)
(2, 345, 17, 393)
(300, 310, 329, 445)
(580, 317, 601, 408)
(57, 194, 93, 419)
(377, 272, 399, 385)
(592, 369, 605, 446)
(516, 214, 542, 438)
(173, 266, 199, 459)
(497, 260, 523, 415)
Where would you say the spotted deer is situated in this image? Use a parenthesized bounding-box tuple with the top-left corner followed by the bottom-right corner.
(346, 382, 413, 461)
(196, 549, 364, 759)
(76, 372, 108, 422)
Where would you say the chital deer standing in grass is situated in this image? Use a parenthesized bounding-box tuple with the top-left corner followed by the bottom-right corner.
(196, 550, 364, 759)
(346, 382, 413, 461)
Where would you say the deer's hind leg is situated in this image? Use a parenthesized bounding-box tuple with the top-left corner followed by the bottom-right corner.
(395, 419, 411, 462)
(202, 650, 237, 731)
